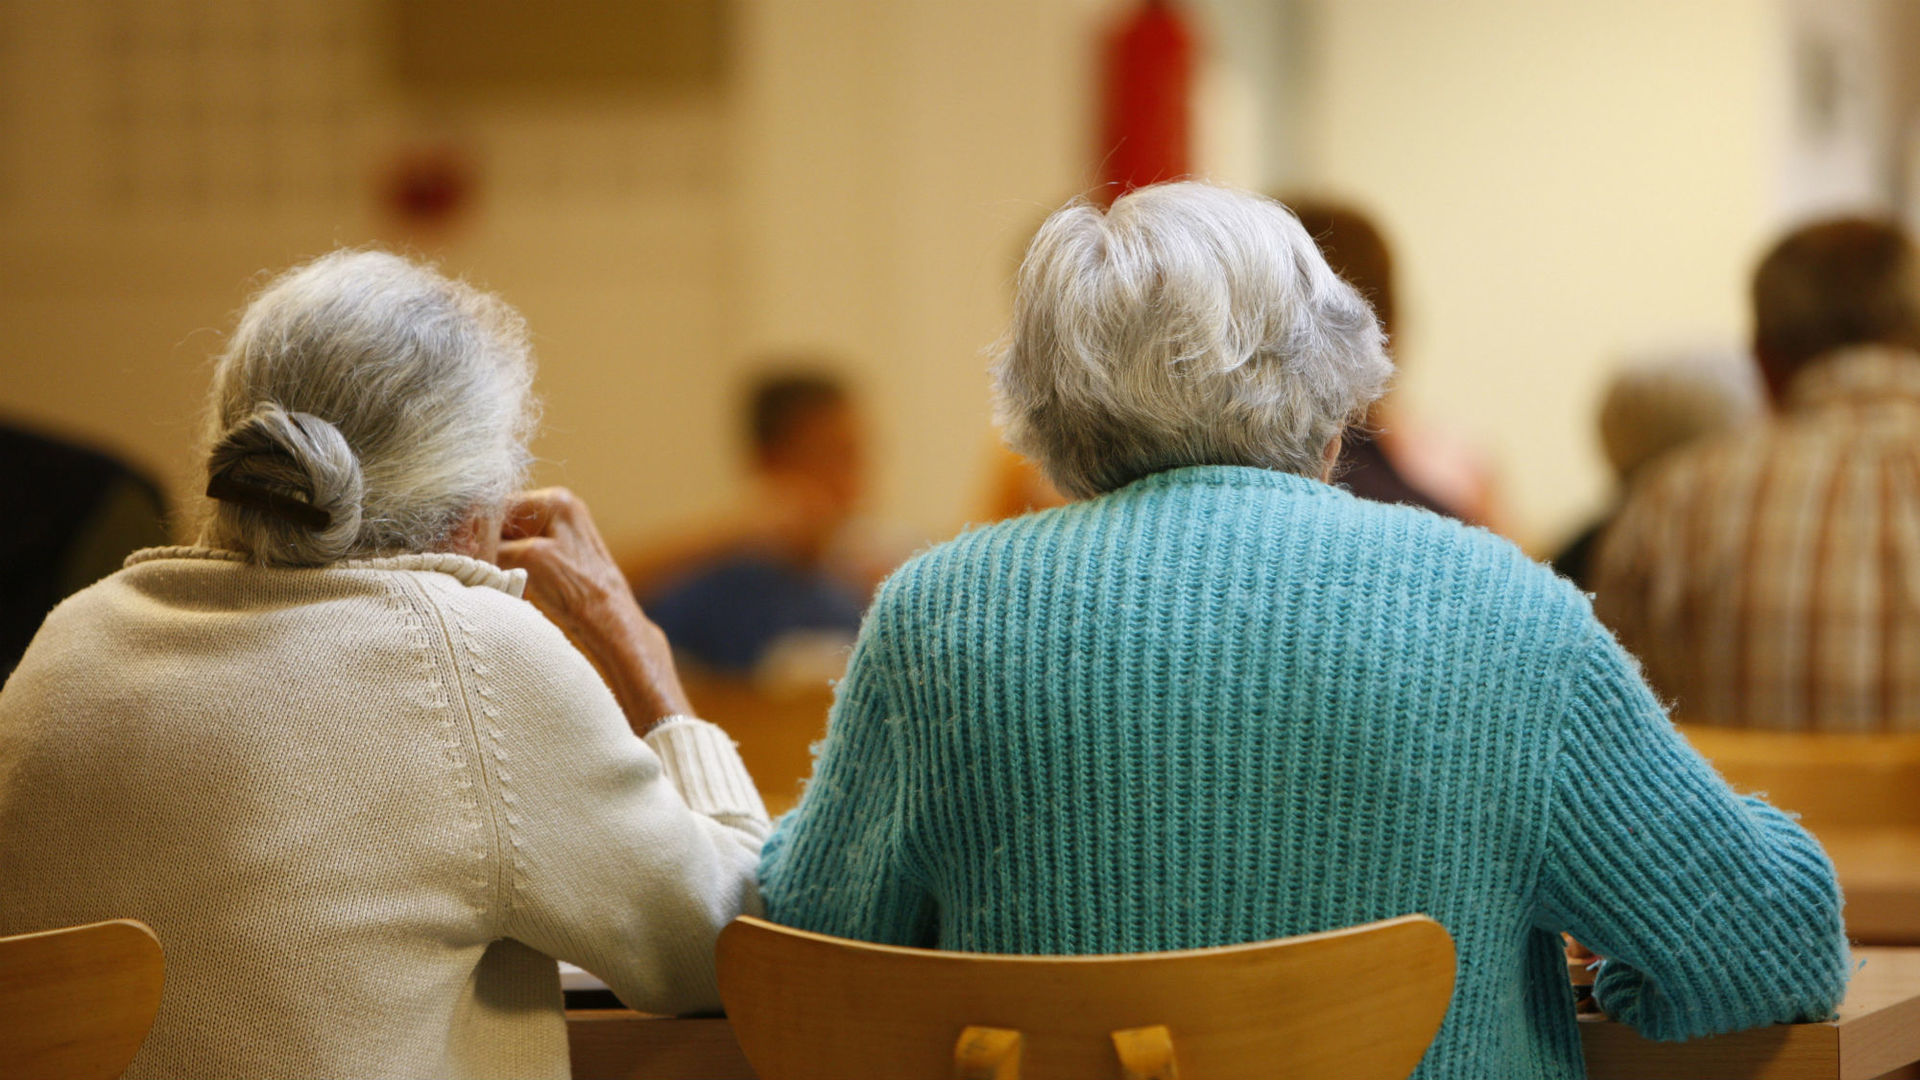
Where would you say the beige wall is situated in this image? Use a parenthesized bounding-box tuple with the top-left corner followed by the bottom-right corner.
(1287, 0, 1914, 549)
(729, 0, 1097, 543)
(1297, 0, 1785, 550)
(0, 0, 1099, 554)
(5, 0, 1912, 558)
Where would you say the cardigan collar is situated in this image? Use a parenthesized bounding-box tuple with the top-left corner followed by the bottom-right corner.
(123, 546, 528, 599)
(1122, 464, 1335, 498)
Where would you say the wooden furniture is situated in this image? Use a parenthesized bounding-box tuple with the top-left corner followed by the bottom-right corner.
(569, 1014, 754, 1080)
(1581, 946, 1920, 1080)
(568, 947, 1920, 1080)
(1678, 725, 1920, 944)
(0, 919, 165, 1080)
(1676, 726, 1920, 832)
(680, 673, 833, 815)
(1821, 830, 1920, 946)
(711, 913, 1454, 1080)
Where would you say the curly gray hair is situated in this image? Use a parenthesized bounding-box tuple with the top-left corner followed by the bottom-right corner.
(993, 182, 1392, 498)
(198, 250, 537, 566)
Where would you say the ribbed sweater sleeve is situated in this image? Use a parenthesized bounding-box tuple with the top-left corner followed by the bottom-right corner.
(1534, 627, 1849, 1041)
(646, 716, 771, 834)
(444, 586, 767, 1017)
(758, 612, 936, 946)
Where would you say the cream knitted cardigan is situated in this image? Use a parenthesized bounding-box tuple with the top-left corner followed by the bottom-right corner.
(0, 547, 769, 1080)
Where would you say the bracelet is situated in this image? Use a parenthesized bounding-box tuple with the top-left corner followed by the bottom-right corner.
(646, 713, 705, 734)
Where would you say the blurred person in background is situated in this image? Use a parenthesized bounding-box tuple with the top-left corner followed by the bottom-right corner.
(1596, 217, 1920, 732)
(1, 423, 170, 678)
(626, 369, 879, 685)
(978, 442, 1068, 522)
(760, 183, 1847, 1079)
(1287, 198, 1503, 528)
(0, 251, 767, 1079)
(1550, 351, 1762, 590)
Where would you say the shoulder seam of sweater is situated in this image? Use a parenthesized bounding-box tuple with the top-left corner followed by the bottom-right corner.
(399, 573, 512, 924)
(856, 595, 931, 894)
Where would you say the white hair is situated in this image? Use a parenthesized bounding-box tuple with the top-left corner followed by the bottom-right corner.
(993, 182, 1393, 498)
(198, 250, 537, 566)
(1599, 349, 1762, 481)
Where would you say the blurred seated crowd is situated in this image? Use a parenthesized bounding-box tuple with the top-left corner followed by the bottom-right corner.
(621, 371, 875, 685)
(0, 426, 170, 676)
(604, 203, 1920, 741)
(1286, 199, 1503, 528)
(17, 205, 1915, 733)
(1593, 219, 1920, 734)
(0, 183, 1910, 1079)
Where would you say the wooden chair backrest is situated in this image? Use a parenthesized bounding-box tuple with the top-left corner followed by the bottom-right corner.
(717, 914, 1455, 1080)
(1678, 724, 1920, 830)
(0, 920, 165, 1080)
(681, 672, 833, 815)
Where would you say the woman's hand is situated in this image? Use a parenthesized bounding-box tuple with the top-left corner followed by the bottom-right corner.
(1564, 934, 1605, 1015)
(496, 488, 695, 733)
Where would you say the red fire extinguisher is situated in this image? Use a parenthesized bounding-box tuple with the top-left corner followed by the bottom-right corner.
(1098, 0, 1196, 202)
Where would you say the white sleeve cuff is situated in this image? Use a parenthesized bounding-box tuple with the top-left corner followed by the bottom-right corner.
(644, 716, 771, 833)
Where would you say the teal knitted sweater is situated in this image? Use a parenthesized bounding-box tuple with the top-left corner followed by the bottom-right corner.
(759, 466, 1849, 1078)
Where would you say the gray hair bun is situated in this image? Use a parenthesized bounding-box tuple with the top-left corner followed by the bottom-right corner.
(205, 402, 365, 566)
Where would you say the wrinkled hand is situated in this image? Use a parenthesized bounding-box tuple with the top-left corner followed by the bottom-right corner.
(498, 488, 628, 637)
(1564, 934, 1605, 1015)
(497, 488, 694, 731)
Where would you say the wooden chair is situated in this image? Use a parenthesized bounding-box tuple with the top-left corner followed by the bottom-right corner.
(716, 914, 1455, 1080)
(0, 920, 165, 1080)
(1676, 724, 1920, 832)
(681, 671, 834, 815)
(1678, 724, 1920, 944)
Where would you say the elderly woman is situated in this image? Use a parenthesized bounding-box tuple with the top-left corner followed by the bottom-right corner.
(0, 252, 766, 1079)
(759, 184, 1847, 1077)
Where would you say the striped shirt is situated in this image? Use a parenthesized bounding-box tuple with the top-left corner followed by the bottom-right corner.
(1594, 346, 1920, 732)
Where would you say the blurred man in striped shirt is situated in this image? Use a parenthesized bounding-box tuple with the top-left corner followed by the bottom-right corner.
(1594, 217, 1920, 732)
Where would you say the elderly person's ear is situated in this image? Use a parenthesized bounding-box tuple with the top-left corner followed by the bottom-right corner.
(1322, 434, 1344, 482)
(441, 507, 505, 562)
